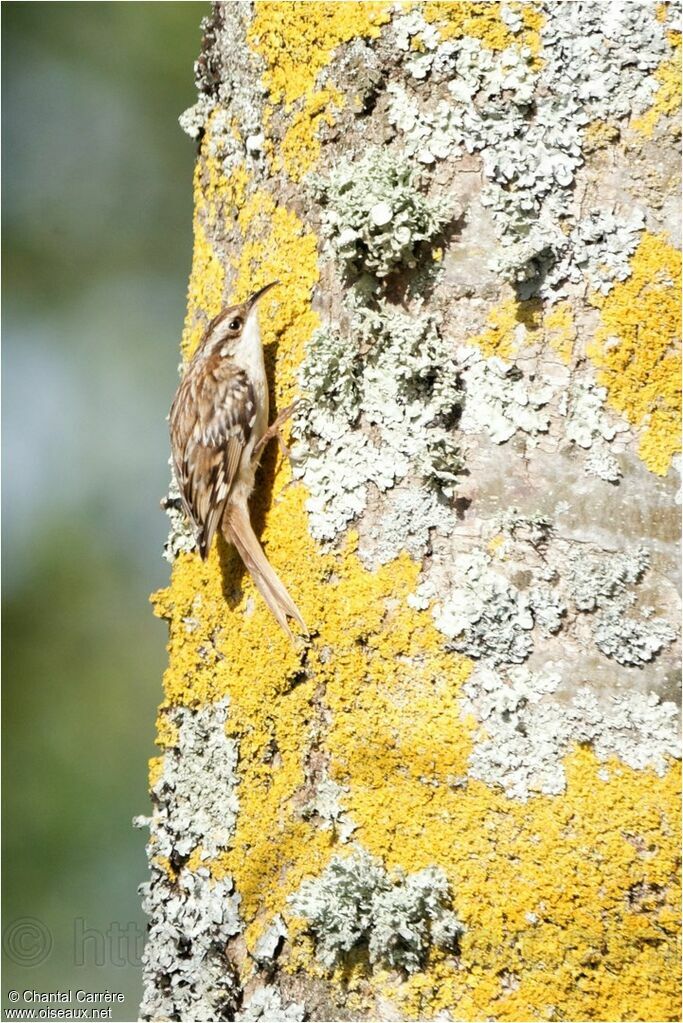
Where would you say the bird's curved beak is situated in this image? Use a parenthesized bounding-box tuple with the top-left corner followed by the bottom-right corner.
(247, 280, 280, 309)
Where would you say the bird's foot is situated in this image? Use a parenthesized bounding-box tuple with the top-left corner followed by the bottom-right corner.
(255, 401, 299, 458)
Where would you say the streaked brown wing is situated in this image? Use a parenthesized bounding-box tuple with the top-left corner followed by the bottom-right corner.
(170, 360, 256, 559)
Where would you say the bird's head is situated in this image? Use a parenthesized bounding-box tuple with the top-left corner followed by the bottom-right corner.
(201, 281, 280, 359)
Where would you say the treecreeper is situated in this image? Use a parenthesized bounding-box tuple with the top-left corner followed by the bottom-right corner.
(169, 281, 307, 640)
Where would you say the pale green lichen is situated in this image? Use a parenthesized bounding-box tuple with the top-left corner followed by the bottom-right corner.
(235, 986, 304, 1022)
(463, 666, 680, 800)
(312, 148, 452, 279)
(302, 776, 357, 844)
(413, 549, 535, 666)
(414, 523, 676, 671)
(386, 2, 674, 297)
(561, 377, 628, 483)
(594, 608, 677, 666)
(458, 347, 555, 444)
(294, 303, 463, 541)
(138, 700, 242, 1020)
(566, 543, 675, 668)
(290, 847, 464, 973)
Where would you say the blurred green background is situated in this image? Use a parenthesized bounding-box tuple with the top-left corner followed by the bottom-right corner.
(2, 3, 207, 1016)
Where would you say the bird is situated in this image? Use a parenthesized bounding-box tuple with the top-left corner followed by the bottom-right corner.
(169, 281, 307, 640)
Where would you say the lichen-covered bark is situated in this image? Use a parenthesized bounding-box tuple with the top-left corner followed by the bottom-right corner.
(140, 3, 681, 1020)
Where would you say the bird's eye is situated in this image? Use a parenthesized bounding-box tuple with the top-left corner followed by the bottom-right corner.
(228, 317, 242, 332)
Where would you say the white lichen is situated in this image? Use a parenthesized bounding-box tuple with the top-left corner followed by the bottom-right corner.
(312, 148, 452, 279)
(137, 701, 242, 1021)
(235, 986, 305, 1022)
(358, 483, 454, 568)
(415, 526, 675, 671)
(289, 848, 464, 973)
(560, 377, 628, 482)
(569, 208, 646, 295)
(458, 349, 555, 444)
(293, 305, 463, 543)
(139, 867, 241, 1023)
(569, 546, 650, 612)
(528, 583, 566, 637)
(462, 666, 680, 801)
(584, 445, 622, 483)
(252, 916, 288, 965)
(416, 550, 535, 666)
(302, 776, 357, 843)
(163, 462, 198, 562)
(386, 2, 675, 297)
(593, 608, 677, 667)
(140, 700, 239, 860)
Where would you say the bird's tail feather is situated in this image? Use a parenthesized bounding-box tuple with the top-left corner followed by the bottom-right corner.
(223, 502, 307, 640)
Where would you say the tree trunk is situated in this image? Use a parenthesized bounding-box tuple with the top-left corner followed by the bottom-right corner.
(139, 3, 681, 1020)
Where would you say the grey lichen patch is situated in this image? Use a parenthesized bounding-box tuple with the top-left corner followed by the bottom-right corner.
(289, 848, 464, 974)
(179, 93, 216, 140)
(593, 607, 677, 667)
(235, 986, 305, 1022)
(527, 583, 566, 638)
(568, 545, 650, 612)
(414, 518, 676, 672)
(252, 915, 288, 966)
(137, 700, 242, 1021)
(302, 776, 357, 844)
(458, 348, 555, 444)
(567, 208, 646, 296)
(162, 463, 198, 562)
(357, 483, 453, 568)
(179, 7, 267, 174)
(292, 304, 463, 545)
(568, 545, 676, 666)
(144, 699, 239, 859)
(462, 665, 680, 801)
(413, 549, 535, 666)
(312, 148, 453, 279)
(386, 2, 673, 297)
(560, 377, 629, 483)
(584, 446, 622, 484)
(139, 867, 241, 1023)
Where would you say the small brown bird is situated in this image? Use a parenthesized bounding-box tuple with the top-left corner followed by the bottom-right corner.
(169, 282, 306, 639)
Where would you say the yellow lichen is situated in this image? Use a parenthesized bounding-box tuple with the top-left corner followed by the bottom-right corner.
(469, 296, 542, 358)
(151, 855, 175, 883)
(487, 533, 506, 556)
(543, 299, 576, 365)
(279, 86, 343, 182)
(155, 712, 180, 750)
(583, 119, 621, 152)
(148, 756, 165, 789)
(632, 30, 682, 138)
(152, 105, 681, 1022)
(247, 1, 391, 107)
(379, 752, 681, 1021)
(588, 233, 681, 476)
(181, 215, 224, 362)
(423, 1, 544, 57)
(179, 148, 250, 361)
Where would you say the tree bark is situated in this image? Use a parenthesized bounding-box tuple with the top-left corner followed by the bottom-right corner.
(139, 3, 681, 1020)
